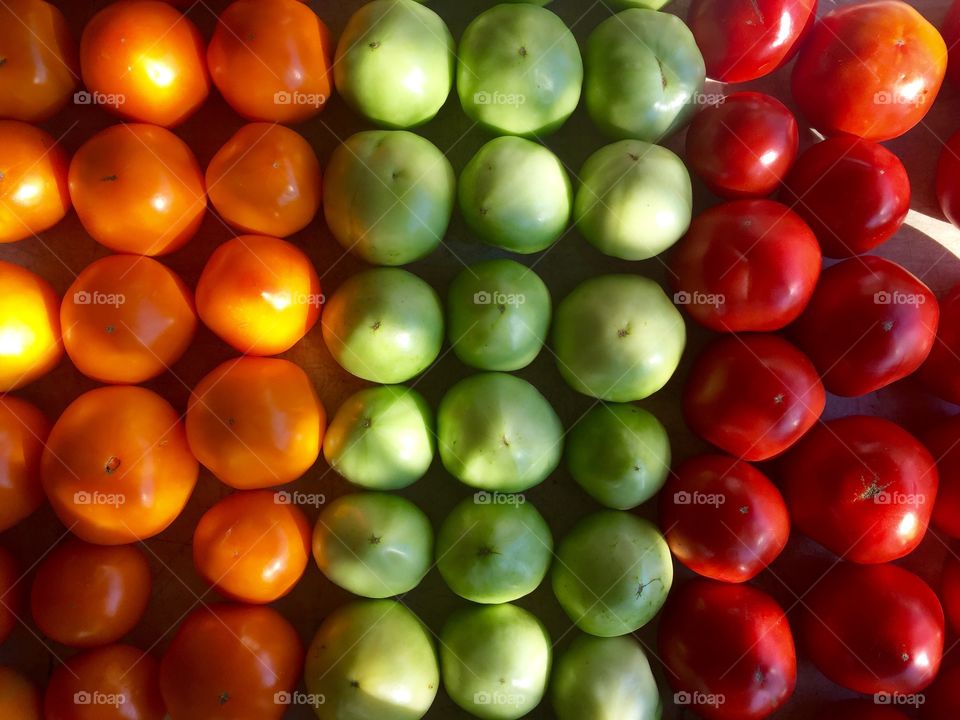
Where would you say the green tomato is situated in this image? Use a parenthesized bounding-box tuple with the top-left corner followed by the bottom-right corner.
(552, 274, 685, 402)
(575, 139, 692, 261)
(441, 603, 551, 720)
(324, 131, 455, 265)
(566, 403, 670, 510)
(585, 9, 705, 141)
(436, 494, 552, 603)
(322, 268, 444, 384)
(334, 0, 454, 128)
(552, 510, 673, 637)
(305, 599, 438, 720)
(312, 493, 433, 598)
(437, 372, 563, 492)
(458, 136, 571, 254)
(457, 4, 582, 136)
(447, 259, 551, 372)
(551, 634, 662, 720)
(323, 385, 434, 491)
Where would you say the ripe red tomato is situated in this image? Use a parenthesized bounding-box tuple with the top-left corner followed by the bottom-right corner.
(683, 334, 825, 461)
(922, 417, 960, 539)
(936, 129, 960, 229)
(919, 283, 960, 403)
(659, 580, 796, 720)
(781, 135, 911, 258)
(0, 260, 62, 392)
(0, 665, 41, 719)
(159, 603, 302, 720)
(791, 256, 939, 397)
(670, 199, 821, 332)
(943, 1, 960, 88)
(30, 537, 151, 647)
(920, 659, 960, 719)
(685, 92, 799, 199)
(791, 1, 947, 141)
(660, 455, 789, 583)
(823, 700, 910, 720)
(0, 546, 20, 645)
(688, 0, 816, 83)
(940, 555, 960, 634)
(783, 416, 937, 564)
(79, 0, 209, 127)
(0, 396, 49, 532)
(801, 563, 943, 694)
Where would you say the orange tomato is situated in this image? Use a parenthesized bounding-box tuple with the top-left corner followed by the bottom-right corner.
(159, 603, 302, 720)
(0, 395, 49, 532)
(186, 357, 324, 489)
(195, 235, 321, 355)
(0, 121, 70, 244)
(41, 385, 199, 545)
(79, 0, 209, 127)
(207, 0, 333, 123)
(44, 644, 165, 720)
(30, 537, 151, 647)
(0, 666, 41, 719)
(193, 489, 311, 604)
(61, 255, 196, 384)
(68, 123, 206, 256)
(207, 123, 322, 238)
(0, 0, 77, 122)
(0, 546, 20, 645)
(0, 261, 62, 392)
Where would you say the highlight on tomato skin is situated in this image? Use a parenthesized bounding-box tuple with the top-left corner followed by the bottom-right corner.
(0, 260, 63, 393)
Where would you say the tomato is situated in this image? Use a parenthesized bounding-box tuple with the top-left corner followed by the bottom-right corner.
(688, 0, 816, 83)
(783, 416, 937, 564)
(207, 0, 333, 123)
(207, 124, 322, 238)
(0, 396, 48, 532)
(683, 334, 825, 461)
(159, 603, 302, 720)
(195, 235, 321, 355)
(44, 644, 165, 720)
(186, 357, 324, 489)
(0, 666, 41, 719)
(0, 546, 20, 645)
(791, 1, 947, 141)
(660, 455, 790, 583)
(922, 417, 960, 539)
(936, 129, 960, 229)
(920, 283, 960, 403)
(0, 0, 77, 122)
(193, 489, 311, 604)
(802, 563, 943, 694)
(41, 385, 198, 545)
(791, 256, 939, 397)
(0, 121, 70, 244)
(944, 1, 960, 88)
(823, 700, 910, 720)
(30, 537, 151, 647)
(941, 555, 960, 634)
(658, 580, 796, 720)
(0, 261, 62, 391)
(685, 92, 799, 199)
(68, 123, 206, 256)
(79, 0, 209, 127)
(669, 199, 821, 332)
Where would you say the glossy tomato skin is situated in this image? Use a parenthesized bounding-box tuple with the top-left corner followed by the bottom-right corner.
(936, 129, 960, 229)
(922, 417, 960, 539)
(0, 261, 62, 392)
(686, 93, 799, 199)
(791, 1, 947, 141)
(782, 135, 911, 258)
(683, 334, 825, 461)
(41, 385, 199, 545)
(670, 199, 821, 332)
(659, 580, 796, 720)
(792, 256, 939, 397)
(822, 699, 910, 720)
(30, 537, 151, 647)
(68, 123, 206, 256)
(159, 603, 302, 720)
(0, 396, 49, 532)
(802, 563, 943, 695)
(660, 455, 789, 583)
(784, 416, 937, 564)
(0, 666, 41, 719)
(44, 644, 165, 720)
(0, 547, 20, 645)
(79, 0, 209, 126)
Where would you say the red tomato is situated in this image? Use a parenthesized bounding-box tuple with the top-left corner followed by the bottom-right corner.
(944, 1, 960, 88)
(940, 555, 960, 634)
(791, 1, 947, 141)
(922, 416, 960, 539)
(823, 700, 910, 720)
(159, 603, 302, 720)
(936, 129, 960, 229)
(683, 334, 825, 461)
(921, 659, 960, 719)
(0, 665, 41, 719)
(0, 395, 49, 532)
(0, 547, 20, 645)
(688, 0, 816, 83)
(0, 260, 62, 392)
(792, 256, 939, 397)
(670, 199, 821, 332)
(802, 563, 943, 694)
(919, 283, 960, 404)
(783, 416, 937, 564)
(781, 135, 911, 258)
(659, 580, 796, 720)
(685, 92, 799, 199)
(660, 455, 790, 583)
